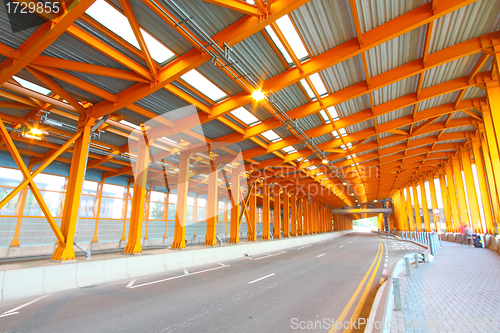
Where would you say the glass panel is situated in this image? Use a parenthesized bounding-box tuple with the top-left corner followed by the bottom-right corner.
(23, 190, 63, 216)
(150, 191, 165, 202)
(168, 194, 177, 204)
(149, 202, 164, 219)
(196, 207, 206, 221)
(0, 167, 23, 187)
(102, 184, 126, 198)
(80, 195, 96, 218)
(0, 189, 20, 215)
(126, 200, 132, 219)
(186, 206, 194, 221)
(99, 197, 124, 219)
(197, 198, 207, 207)
(82, 181, 98, 195)
(33, 173, 66, 191)
(187, 196, 195, 206)
(167, 203, 176, 220)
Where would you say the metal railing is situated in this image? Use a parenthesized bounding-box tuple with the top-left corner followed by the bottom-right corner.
(400, 231, 441, 255)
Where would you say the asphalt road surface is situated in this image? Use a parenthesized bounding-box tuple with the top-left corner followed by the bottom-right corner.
(0, 232, 423, 332)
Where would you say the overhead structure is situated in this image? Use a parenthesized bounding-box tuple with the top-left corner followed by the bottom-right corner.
(0, 0, 499, 261)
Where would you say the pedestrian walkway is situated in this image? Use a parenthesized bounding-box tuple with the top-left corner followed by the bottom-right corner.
(390, 241, 500, 333)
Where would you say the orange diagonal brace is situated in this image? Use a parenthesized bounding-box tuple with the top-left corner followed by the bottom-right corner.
(0, 118, 66, 243)
(0, 0, 97, 85)
(201, 0, 260, 15)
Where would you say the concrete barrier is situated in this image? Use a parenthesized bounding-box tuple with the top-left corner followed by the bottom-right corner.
(43, 264, 78, 294)
(76, 260, 105, 288)
(1, 231, 352, 302)
(103, 258, 129, 283)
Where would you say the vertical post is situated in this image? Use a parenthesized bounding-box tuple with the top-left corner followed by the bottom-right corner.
(298, 196, 303, 235)
(283, 190, 290, 237)
(427, 176, 439, 231)
(91, 179, 105, 243)
(262, 181, 271, 239)
(404, 257, 411, 276)
(205, 162, 219, 246)
(124, 141, 150, 254)
(444, 163, 461, 231)
(229, 168, 241, 243)
(303, 197, 308, 234)
(486, 84, 500, 152)
(479, 129, 500, 233)
(52, 121, 92, 261)
(143, 189, 151, 241)
(480, 113, 500, 200)
(273, 186, 281, 239)
(474, 135, 498, 233)
(419, 179, 431, 231)
(460, 147, 483, 233)
(308, 199, 313, 234)
(291, 193, 297, 236)
(439, 174, 453, 232)
(411, 184, 423, 231)
(451, 155, 470, 228)
(172, 151, 191, 249)
(404, 186, 415, 231)
(247, 184, 257, 241)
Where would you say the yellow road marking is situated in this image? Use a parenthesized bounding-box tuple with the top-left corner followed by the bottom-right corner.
(329, 238, 382, 333)
(344, 237, 384, 332)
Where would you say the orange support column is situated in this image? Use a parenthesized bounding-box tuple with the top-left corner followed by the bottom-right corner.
(10, 164, 31, 247)
(172, 151, 192, 249)
(451, 155, 470, 229)
(427, 176, 439, 231)
(308, 200, 314, 234)
(283, 190, 290, 237)
(229, 167, 242, 243)
(291, 193, 297, 236)
(486, 84, 500, 153)
(439, 174, 453, 232)
(444, 163, 461, 231)
(480, 114, 500, 195)
(53, 121, 93, 260)
(472, 137, 497, 234)
(303, 198, 309, 234)
(273, 186, 281, 239)
(399, 189, 408, 231)
(262, 181, 271, 239)
(205, 162, 220, 246)
(124, 141, 150, 254)
(411, 183, 423, 231)
(247, 184, 257, 241)
(460, 148, 483, 233)
(418, 179, 431, 231)
(404, 186, 415, 231)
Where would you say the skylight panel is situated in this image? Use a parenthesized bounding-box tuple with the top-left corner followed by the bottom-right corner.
(319, 110, 330, 123)
(282, 146, 297, 153)
(352, 153, 357, 158)
(307, 165, 317, 170)
(86, 0, 174, 63)
(120, 120, 141, 130)
(300, 79, 315, 99)
(297, 157, 304, 162)
(14, 76, 51, 95)
(316, 172, 324, 176)
(309, 73, 328, 96)
(327, 106, 340, 121)
(339, 128, 347, 137)
(332, 131, 340, 139)
(230, 107, 261, 126)
(347, 142, 352, 148)
(162, 137, 178, 144)
(264, 26, 293, 64)
(181, 70, 227, 101)
(275, 15, 309, 61)
(262, 130, 281, 142)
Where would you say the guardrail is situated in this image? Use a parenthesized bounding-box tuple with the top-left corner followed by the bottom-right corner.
(365, 234, 434, 333)
(400, 231, 441, 255)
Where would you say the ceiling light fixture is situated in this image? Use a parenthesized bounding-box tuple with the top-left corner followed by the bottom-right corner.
(322, 158, 328, 164)
(252, 89, 265, 101)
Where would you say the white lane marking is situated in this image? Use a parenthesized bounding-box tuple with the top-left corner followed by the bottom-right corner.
(0, 312, 19, 318)
(339, 245, 343, 248)
(126, 280, 136, 288)
(248, 273, 275, 284)
(317, 253, 325, 257)
(183, 268, 189, 275)
(317, 241, 326, 244)
(3, 294, 50, 314)
(297, 245, 312, 249)
(128, 263, 229, 289)
(253, 251, 286, 261)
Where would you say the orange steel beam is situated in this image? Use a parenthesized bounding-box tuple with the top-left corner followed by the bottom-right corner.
(200, 0, 260, 16)
(0, 0, 97, 85)
(90, 0, 312, 119)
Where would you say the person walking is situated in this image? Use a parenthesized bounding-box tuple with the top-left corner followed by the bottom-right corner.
(460, 223, 467, 246)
